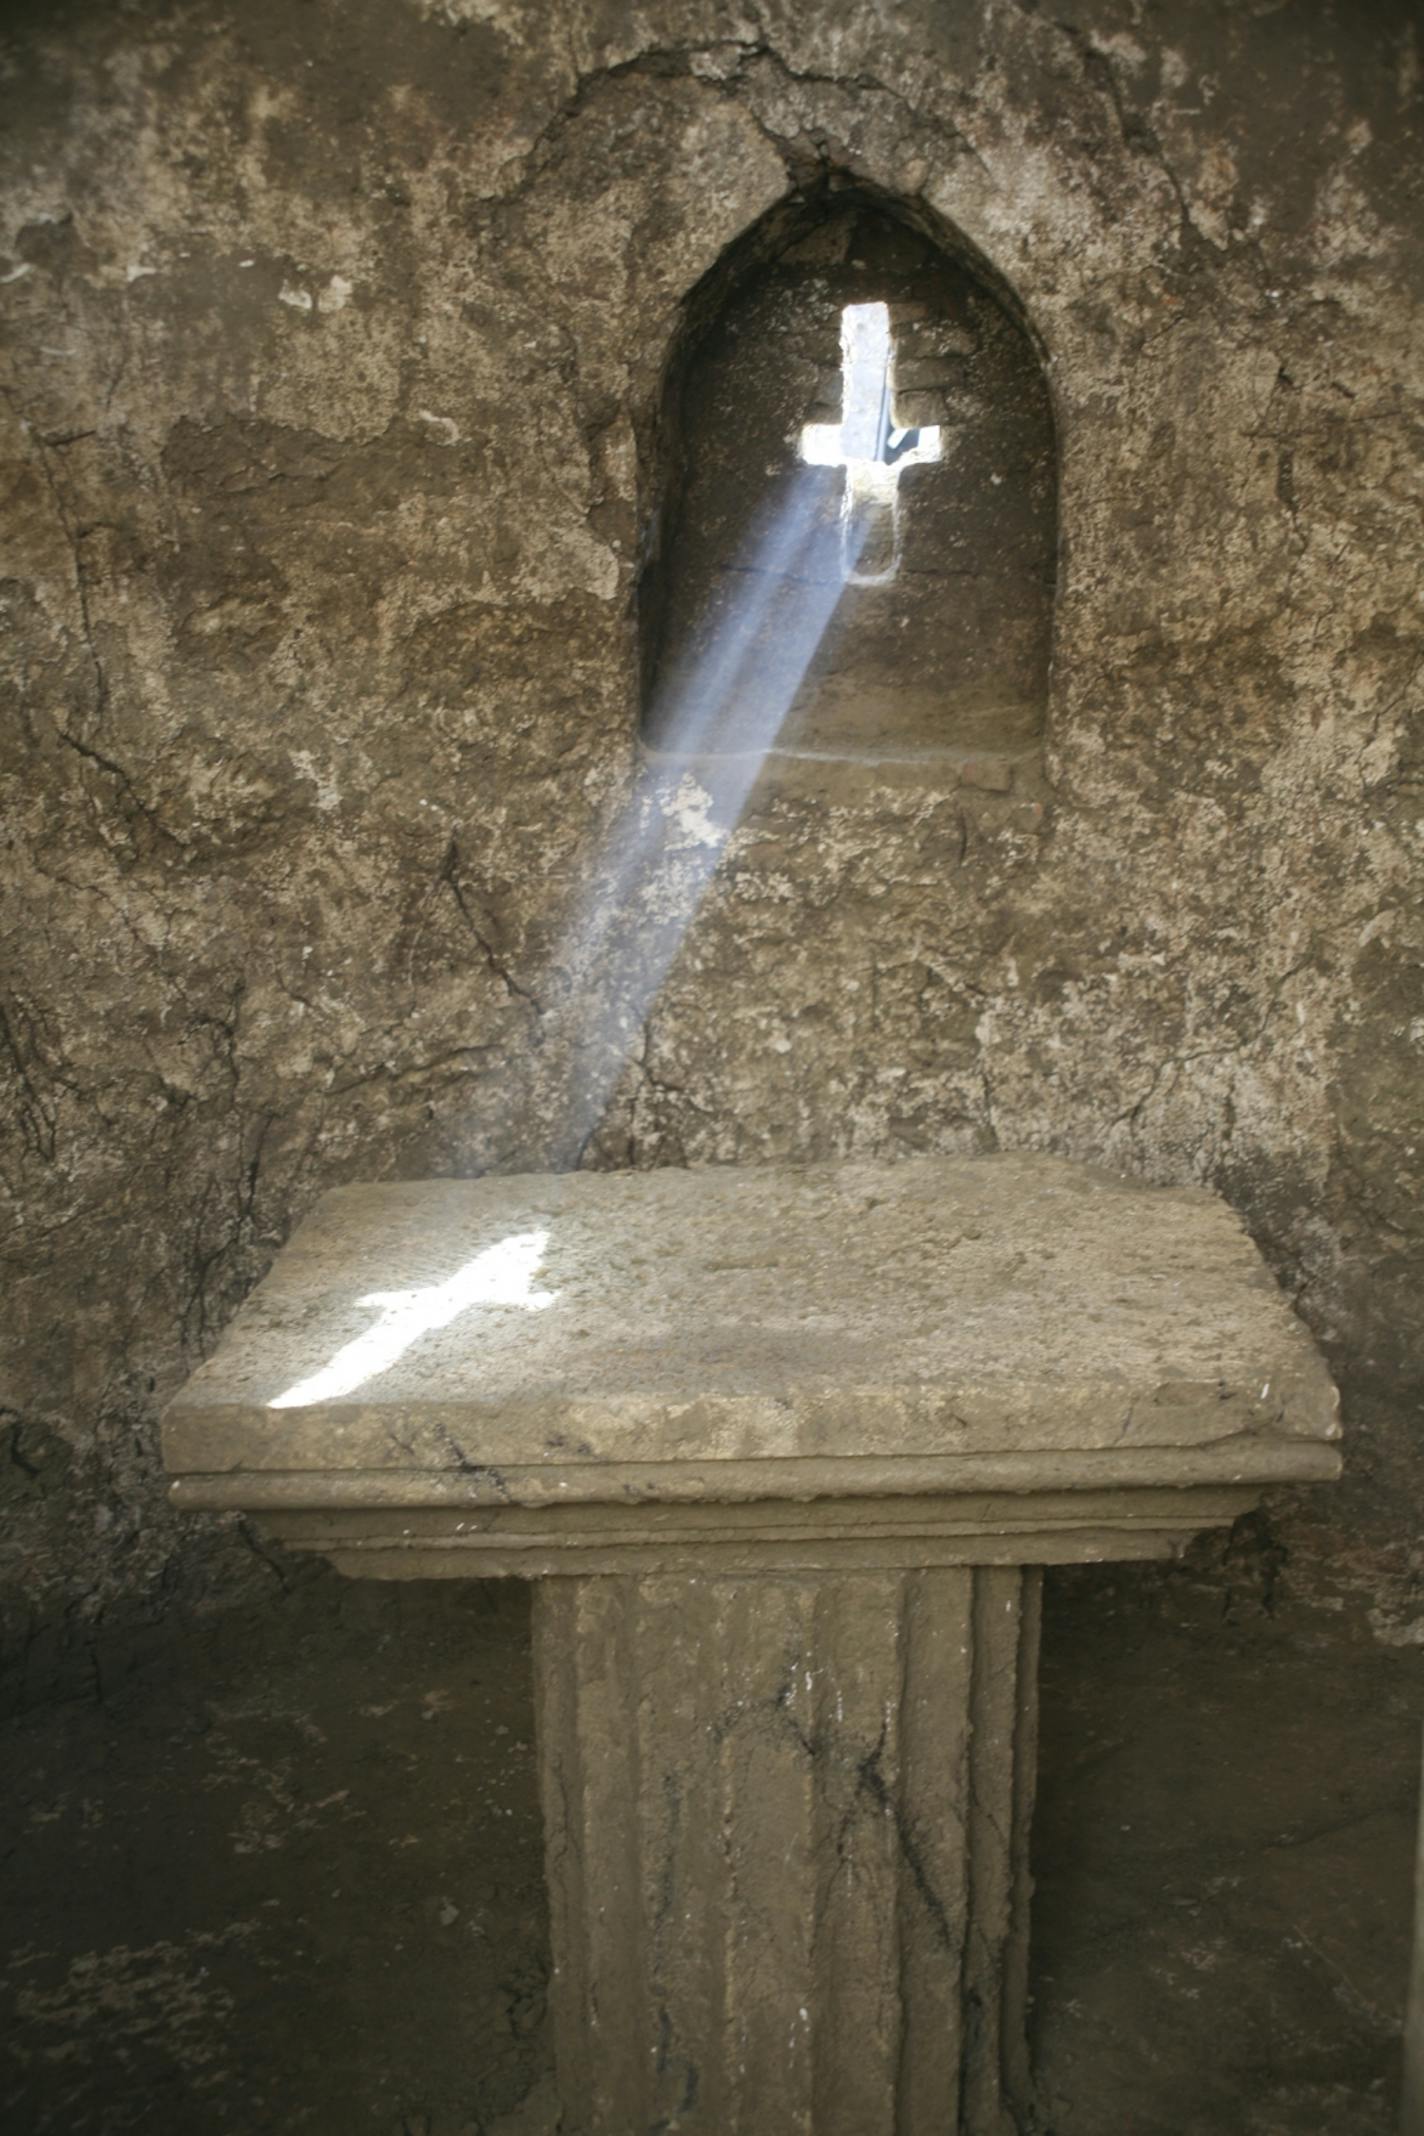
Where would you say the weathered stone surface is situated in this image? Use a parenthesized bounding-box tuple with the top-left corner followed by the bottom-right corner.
(162, 1154, 1338, 1486)
(534, 1564, 1039, 2136)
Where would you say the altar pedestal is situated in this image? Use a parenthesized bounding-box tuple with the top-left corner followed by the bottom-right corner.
(162, 1154, 1340, 2134)
(535, 1566, 1037, 2136)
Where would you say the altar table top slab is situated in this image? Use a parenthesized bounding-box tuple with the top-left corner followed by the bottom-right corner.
(162, 1154, 1339, 1501)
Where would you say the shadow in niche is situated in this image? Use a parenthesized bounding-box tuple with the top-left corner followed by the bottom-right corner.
(538, 458, 871, 1163)
(639, 177, 1059, 770)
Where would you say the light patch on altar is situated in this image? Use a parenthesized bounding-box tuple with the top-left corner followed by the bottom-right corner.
(268, 1230, 557, 1409)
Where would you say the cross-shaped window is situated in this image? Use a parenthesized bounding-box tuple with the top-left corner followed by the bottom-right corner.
(799, 301, 941, 584)
(800, 300, 942, 472)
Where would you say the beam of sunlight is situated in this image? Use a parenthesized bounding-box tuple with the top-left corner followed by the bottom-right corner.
(645, 469, 843, 760)
(471, 301, 940, 1169)
(267, 1229, 557, 1409)
(545, 461, 871, 1163)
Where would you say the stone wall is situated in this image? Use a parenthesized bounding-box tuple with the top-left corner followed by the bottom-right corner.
(3, 0, 1421, 1676)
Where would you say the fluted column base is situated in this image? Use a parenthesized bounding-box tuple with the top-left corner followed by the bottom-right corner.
(533, 1564, 1041, 2136)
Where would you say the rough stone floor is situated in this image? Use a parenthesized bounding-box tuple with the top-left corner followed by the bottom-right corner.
(2, 1559, 1417, 2135)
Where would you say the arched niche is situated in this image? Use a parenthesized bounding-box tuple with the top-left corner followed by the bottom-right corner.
(639, 186, 1057, 769)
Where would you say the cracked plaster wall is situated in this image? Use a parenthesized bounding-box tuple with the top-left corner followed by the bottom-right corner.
(2, 0, 1422, 1672)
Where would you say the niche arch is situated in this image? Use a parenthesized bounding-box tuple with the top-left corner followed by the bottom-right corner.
(639, 181, 1058, 768)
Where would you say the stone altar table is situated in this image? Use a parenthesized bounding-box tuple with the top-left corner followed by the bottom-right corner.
(162, 1154, 1340, 2135)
